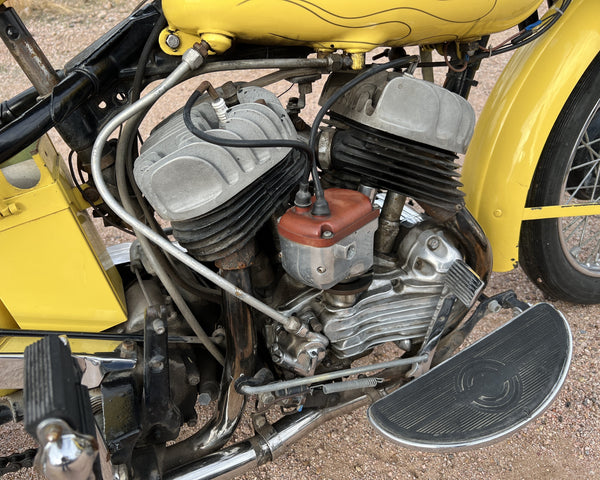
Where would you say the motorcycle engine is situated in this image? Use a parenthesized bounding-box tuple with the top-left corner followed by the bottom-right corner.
(269, 71, 477, 372)
(133, 73, 477, 376)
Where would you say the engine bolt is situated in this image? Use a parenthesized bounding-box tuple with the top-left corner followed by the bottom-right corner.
(149, 356, 164, 372)
(165, 33, 181, 50)
(321, 230, 334, 239)
(153, 319, 166, 335)
(316, 266, 327, 274)
(427, 237, 440, 251)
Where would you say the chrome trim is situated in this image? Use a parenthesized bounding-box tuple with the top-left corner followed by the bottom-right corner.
(164, 269, 257, 471)
(35, 418, 98, 480)
(0, 353, 135, 390)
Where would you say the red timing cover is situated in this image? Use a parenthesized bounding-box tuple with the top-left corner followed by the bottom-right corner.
(278, 188, 379, 248)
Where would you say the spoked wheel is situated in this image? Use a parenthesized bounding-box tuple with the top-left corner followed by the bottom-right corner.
(520, 53, 600, 304)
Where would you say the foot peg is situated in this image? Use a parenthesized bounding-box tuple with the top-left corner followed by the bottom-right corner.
(24, 335, 99, 478)
(367, 303, 571, 450)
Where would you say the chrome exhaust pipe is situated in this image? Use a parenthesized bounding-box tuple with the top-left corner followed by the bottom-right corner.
(164, 393, 372, 480)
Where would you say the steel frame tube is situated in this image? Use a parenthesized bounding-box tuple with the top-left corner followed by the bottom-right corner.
(0, 5, 60, 96)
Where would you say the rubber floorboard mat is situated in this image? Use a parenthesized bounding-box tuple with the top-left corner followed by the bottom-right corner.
(367, 303, 572, 450)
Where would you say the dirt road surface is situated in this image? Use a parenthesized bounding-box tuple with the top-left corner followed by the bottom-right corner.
(0, 2, 598, 479)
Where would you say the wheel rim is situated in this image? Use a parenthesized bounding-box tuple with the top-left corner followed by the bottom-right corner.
(559, 98, 600, 276)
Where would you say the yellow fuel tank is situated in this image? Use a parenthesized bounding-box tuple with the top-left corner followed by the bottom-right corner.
(160, 0, 543, 55)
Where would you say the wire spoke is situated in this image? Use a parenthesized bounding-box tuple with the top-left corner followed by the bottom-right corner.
(562, 216, 586, 242)
(565, 165, 596, 204)
(568, 157, 600, 171)
(559, 107, 600, 272)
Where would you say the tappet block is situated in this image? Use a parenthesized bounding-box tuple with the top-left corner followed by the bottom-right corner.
(278, 188, 378, 290)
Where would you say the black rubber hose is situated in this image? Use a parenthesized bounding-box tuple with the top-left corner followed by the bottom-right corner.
(182, 55, 418, 216)
(130, 11, 167, 102)
(182, 89, 331, 215)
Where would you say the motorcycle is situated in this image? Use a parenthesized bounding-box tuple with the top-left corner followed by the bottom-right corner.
(0, 0, 597, 478)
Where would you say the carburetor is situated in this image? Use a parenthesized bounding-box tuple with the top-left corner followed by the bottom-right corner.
(277, 188, 379, 290)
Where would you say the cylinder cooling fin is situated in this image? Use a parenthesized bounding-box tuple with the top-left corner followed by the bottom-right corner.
(173, 151, 305, 261)
(133, 86, 306, 261)
(330, 115, 465, 214)
(320, 71, 476, 216)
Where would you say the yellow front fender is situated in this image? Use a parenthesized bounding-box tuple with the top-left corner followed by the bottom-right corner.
(462, 0, 600, 272)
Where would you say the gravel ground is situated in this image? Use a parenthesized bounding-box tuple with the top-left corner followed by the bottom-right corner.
(1, 2, 599, 479)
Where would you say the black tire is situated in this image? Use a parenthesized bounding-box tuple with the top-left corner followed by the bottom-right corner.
(520, 52, 600, 304)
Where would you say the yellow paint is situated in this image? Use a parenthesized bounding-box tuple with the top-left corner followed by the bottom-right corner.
(0, 300, 18, 329)
(350, 53, 365, 71)
(0, 336, 120, 355)
(522, 204, 600, 221)
(0, 135, 126, 332)
(160, 0, 542, 55)
(462, 0, 600, 272)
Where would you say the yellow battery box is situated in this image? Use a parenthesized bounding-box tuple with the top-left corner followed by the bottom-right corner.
(0, 135, 126, 332)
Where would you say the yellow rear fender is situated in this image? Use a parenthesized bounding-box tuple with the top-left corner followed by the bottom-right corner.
(462, 0, 600, 272)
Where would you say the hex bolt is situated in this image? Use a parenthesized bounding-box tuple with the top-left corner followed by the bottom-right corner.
(271, 351, 282, 363)
(5, 26, 19, 40)
(321, 230, 334, 239)
(487, 300, 502, 314)
(152, 319, 166, 335)
(427, 237, 440, 251)
(149, 356, 164, 372)
(165, 33, 181, 49)
(121, 340, 135, 352)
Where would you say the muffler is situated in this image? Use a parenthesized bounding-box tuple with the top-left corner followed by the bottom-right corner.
(164, 393, 372, 480)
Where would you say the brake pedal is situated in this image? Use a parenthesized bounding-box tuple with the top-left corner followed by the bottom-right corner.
(367, 303, 571, 450)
